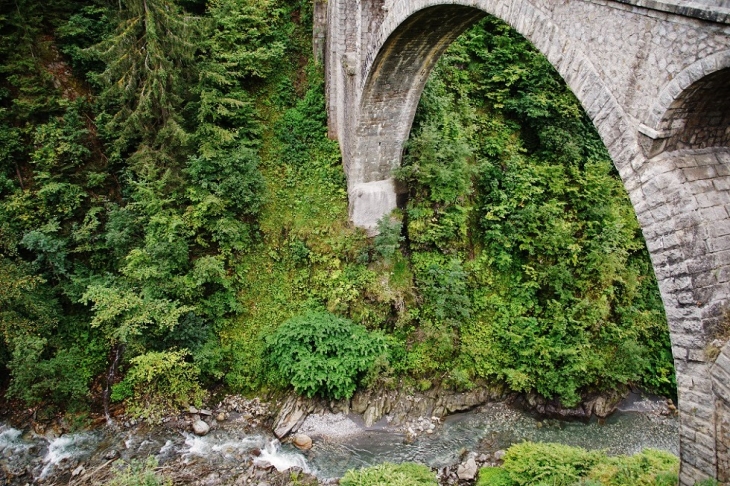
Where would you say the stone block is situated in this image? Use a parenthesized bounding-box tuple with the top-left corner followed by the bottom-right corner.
(671, 332, 708, 349)
(713, 176, 730, 192)
(684, 166, 718, 181)
(709, 236, 730, 253)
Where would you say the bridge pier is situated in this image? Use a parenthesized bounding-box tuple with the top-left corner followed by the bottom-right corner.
(348, 179, 399, 230)
(324, 0, 730, 482)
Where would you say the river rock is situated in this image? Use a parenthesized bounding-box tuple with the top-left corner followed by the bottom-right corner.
(433, 387, 494, 416)
(273, 396, 314, 438)
(193, 419, 210, 436)
(494, 450, 506, 461)
(292, 434, 313, 451)
(457, 457, 478, 480)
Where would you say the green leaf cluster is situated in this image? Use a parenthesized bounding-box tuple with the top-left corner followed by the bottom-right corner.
(341, 462, 437, 486)
(0, 0, 286, 411)
(399, 16, 674, 403)
(106, 457, 172, 486)
(111, 349, 205, 422)
(265, 311, 387, 399)
(475, 442, 678, 486)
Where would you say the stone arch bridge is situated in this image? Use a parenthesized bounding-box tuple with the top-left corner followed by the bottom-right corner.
(318, 0, 730, 483)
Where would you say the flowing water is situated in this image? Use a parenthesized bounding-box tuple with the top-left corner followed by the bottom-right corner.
(305, 400, 678, 479)
(0, 395, 678, 483)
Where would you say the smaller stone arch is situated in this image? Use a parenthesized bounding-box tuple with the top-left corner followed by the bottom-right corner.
(640, 50, 730, 157)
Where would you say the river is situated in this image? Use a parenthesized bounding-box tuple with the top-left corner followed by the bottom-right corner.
(0, 393, 678, 484)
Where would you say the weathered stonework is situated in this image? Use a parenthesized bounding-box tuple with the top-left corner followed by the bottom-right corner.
(324, 0, 730, 482)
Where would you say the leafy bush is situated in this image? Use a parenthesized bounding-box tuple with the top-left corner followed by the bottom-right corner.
(493, 442, 679, 486)
(502, 442, 603, 485)
(405, 15, 675, 404)
(111, 349, 205, 422)
(476, 467, 514, 486)
(340, 463, 437, 486)
(586, 449, 678, 485)
(5, 334, 102, 407)
(374, 216, 404, 262)
(265, 311, 387, 399)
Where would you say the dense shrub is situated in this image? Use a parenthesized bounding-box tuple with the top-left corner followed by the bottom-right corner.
(476, 466, 513, 486)
(111, 349, 205, 422)
(403, 15, 674, 404)
(585, 449, 679, 486)
(502, 442, 603, 485)
(484, 442, 679, 486)
(265, 311, 387, 399)
(5, 334, 104, 406)
(340, 463, 437, 486)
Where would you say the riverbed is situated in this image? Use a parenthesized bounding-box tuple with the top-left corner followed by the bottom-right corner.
(0, 394, 678, 484)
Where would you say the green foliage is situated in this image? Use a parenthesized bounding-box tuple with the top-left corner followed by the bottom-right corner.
(586, 449, 679, 486)
(105, 457, 172, 486)
(694, 480, 720, 486)
(111, 349, 205, 422)
(414, 254, 470, 324)
(398, 76, 474, 253)
(374, 216, 404, 262)
(502, 442, 603, 485)
(88, 0, 199, 161)
(340, 463, 437, 486)
(265, 311, 387, 399)
(6, 334, 104, 406)
(494, 443, 679, 486)
(402, 16, 674, 403)
(276, 64, 333, 168)
(476, 467, 514, 486)
(57, 5, 112, 75)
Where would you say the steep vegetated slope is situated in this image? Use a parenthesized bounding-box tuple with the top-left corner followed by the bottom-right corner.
(0, 0, 674, 419)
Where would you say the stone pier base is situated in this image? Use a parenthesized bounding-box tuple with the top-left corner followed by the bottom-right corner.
(348, 179, 399, 233)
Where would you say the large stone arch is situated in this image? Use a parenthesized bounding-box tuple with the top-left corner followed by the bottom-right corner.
(348, 0, 638, 230)
(328, 1, 730, 482)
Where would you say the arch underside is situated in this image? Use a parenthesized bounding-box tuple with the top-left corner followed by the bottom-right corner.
(660, 68, 730, 152)
(352, 5, 486, 185)
(345, 1, 730, 482)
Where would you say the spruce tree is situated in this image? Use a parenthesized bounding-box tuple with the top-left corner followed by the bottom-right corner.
(90, 0, 198, 165)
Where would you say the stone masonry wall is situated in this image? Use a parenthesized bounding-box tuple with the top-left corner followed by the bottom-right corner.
(713, 344, 730, 483)
(632, 148, 730, 483)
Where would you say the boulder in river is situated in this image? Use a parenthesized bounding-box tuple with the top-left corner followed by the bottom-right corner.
(273, 395, 314, 438)
(193, 419, 210, 436)
(292, 434, 313, 451)
(457, 457, 478, 480)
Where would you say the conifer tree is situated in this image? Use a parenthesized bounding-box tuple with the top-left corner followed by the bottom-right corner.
(90, 0, 198, 165)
